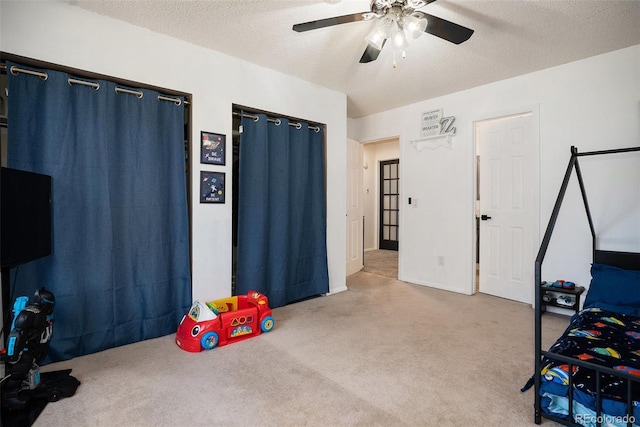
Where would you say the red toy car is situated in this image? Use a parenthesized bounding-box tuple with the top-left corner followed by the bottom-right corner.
(175, 290, 274, 352)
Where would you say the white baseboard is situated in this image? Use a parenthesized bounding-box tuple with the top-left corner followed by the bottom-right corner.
(327, 285, 348, 295)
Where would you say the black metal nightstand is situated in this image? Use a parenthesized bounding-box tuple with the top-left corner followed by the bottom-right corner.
(540, 282, 585, 314)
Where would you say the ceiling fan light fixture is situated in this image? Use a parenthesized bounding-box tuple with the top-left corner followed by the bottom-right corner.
(392, 23, 409, 50)
(403, 14, 428, 39)
(293, 0, 474, 66)
(365, 17, 394, 50)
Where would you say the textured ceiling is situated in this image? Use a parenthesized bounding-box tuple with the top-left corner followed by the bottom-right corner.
(67, 0, 640, 118)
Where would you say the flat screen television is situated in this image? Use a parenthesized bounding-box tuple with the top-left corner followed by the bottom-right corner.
(1, 167, 52, 268)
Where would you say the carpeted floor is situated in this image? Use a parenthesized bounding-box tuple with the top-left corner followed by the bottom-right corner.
(31, 271, 568, 426)
(362, 249, 398, 278)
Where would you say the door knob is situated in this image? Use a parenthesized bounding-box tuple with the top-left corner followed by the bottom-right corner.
(481, 214, 492, 220)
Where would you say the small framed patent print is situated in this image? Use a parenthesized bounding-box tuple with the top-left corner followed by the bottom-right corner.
(200, 171, 225, 203)
(200, 131, 225, 165)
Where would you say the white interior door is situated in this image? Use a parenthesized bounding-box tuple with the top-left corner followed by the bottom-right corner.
(478, 113, 537, 304)
(346, 138, 363, 276)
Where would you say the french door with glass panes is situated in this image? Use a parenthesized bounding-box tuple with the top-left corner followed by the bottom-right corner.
(379, 159, 399, 251)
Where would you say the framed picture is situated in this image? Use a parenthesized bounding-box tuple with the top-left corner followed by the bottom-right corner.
(200, 171, 225, 203)
(200, 131, 225, 165)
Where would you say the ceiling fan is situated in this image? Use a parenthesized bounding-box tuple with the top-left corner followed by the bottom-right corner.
(293, 0, 474, 66)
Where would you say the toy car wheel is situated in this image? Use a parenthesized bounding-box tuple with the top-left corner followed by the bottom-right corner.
(261, 316, 275, 332)
(201, 332, 219, 350)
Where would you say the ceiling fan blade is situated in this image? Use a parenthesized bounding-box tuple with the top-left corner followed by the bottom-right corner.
(415, 12, 474, 44)
(359, 39, 387, 63)
(292, 12, 368, 32)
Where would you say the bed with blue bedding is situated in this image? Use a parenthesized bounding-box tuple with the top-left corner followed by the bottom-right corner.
(530, 146, 640, 426)
(536, 261, 640, 426)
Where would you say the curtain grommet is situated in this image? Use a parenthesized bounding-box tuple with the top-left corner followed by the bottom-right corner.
(158, 95, 182, 106)
(68, 78, 100, 91)
(115, 86, 143, 99)
(10, 65, 48, 81)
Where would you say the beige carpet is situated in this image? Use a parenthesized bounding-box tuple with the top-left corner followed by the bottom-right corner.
(362, 249, 398, 278)
(33, 272, 568, 426)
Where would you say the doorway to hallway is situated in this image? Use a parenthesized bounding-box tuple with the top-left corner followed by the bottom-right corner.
(362, 249, 398, 278)
(360, 138, 400, 278)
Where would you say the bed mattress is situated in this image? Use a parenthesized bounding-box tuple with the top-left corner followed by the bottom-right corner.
(540, 307, 640, 426)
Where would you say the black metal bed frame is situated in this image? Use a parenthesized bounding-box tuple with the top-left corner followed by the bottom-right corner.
(534, 145, 640, 425)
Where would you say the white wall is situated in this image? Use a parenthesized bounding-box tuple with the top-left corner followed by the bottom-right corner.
(362, 140, 400, 251)
(0, 1, 348, 301)
(352, 45, 640, 297)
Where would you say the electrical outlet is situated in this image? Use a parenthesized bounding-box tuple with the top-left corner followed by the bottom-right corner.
(438, 256, 445, 266)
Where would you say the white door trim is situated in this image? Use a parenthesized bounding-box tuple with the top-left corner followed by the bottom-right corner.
(471, 105, 540, 305)
(346, 138, 364, 276)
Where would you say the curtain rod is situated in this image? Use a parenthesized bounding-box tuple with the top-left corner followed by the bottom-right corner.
(233, 111, 320, 132)
(4, 64, 186, 106)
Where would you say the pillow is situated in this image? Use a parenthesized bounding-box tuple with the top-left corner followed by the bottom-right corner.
(583, 263, 640, 313)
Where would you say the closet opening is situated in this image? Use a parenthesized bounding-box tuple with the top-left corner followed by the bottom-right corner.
(0, 52, 193, 360)
(231, 104, 328, 307)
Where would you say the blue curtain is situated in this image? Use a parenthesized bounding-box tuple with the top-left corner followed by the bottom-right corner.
(236, 114, 329, 308)
(6, 62, 191, 362)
